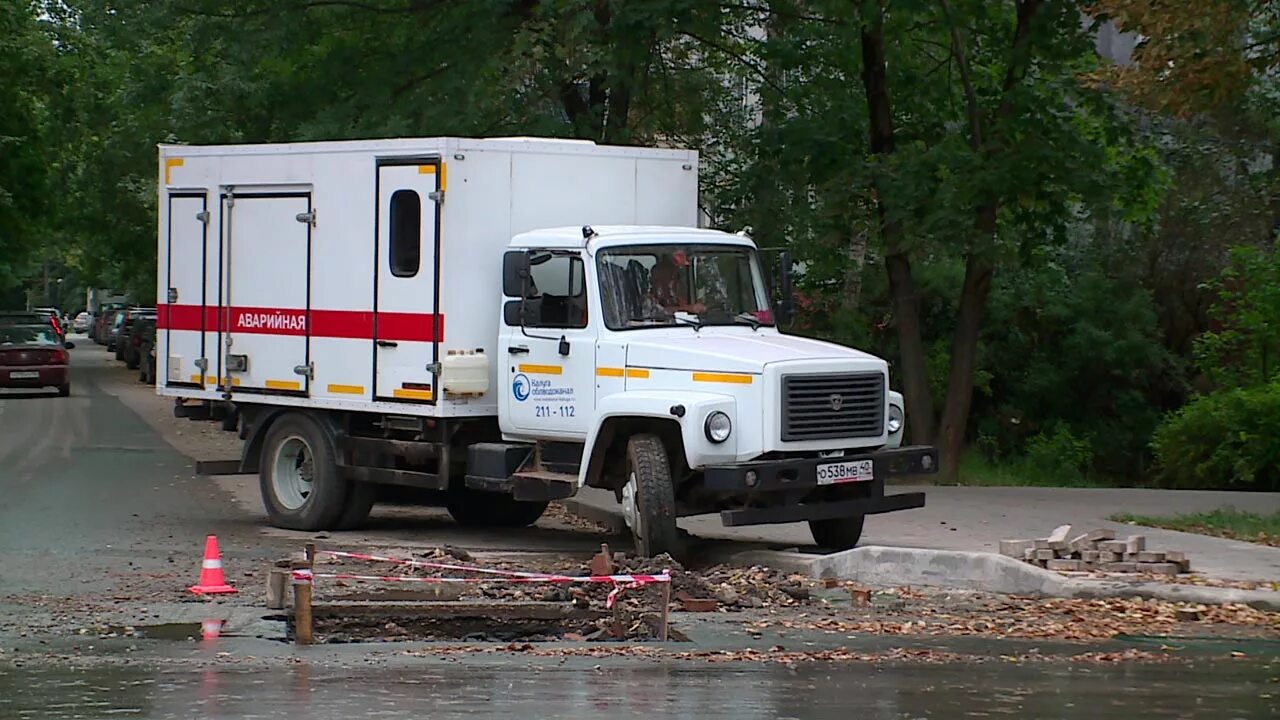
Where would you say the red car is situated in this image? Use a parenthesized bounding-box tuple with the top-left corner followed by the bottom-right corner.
(0, 324, 74, 396)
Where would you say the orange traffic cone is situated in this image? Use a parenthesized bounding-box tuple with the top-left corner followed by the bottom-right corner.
(188, 535, 237, 595)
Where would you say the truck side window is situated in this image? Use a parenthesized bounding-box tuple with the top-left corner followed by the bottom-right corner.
(523, 255, 587, 329)
(389, 189, 421, 277)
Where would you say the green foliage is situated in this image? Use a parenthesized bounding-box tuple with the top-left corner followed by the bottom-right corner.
(1151, 382, 1280, 492)
(1194, 245, 1280, 388)
(0, 2, 52, 286)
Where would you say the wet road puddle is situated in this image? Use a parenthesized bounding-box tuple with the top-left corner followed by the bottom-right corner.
(107, 620, 230, 641)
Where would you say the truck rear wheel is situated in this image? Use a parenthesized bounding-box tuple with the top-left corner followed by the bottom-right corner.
(809, 515, 865, 551)
(259, 412, 349, 530)
(621, 433, 681, 558)
(446, 489, 548, 527)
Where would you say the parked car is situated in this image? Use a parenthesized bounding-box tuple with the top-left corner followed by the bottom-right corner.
(114, 307, 155, 361)
(124, 315, 156, 370)
(137, 319, 157, 385)
(72, 312, 92, 333)
(92, 304, 126, 344)
(0, 324, 74, 396)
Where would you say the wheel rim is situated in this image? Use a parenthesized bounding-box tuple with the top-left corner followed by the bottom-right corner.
(621, 470, 642, 540)
(271, 435, 315, 510)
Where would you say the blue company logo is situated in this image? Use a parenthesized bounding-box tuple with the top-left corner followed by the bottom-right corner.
(512, 373, 531, 402)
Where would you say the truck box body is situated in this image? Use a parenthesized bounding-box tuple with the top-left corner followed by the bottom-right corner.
(155, 137, 698, 416)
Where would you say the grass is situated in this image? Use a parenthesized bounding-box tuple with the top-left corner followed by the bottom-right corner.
(952, 451, 1116, 488)
(1110, 508, 1280, 547)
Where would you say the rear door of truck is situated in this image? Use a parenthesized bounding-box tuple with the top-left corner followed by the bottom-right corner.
(373, 160, 441, 404)
(222, 190, 313, 395)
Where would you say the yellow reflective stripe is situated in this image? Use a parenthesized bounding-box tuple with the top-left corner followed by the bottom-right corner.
(393, 388, 433, 400)
(596, 367, 624, 378)
(164, 157, 184, 184)
(692, 372, 754, 384)
(265, 379, 302, 391)
(519, 364, 562, 375)
(327, 383, 364, 395)
(440, 162, 447, 190)
(208, 376, 240, 387)
(626, 368, 650, 379)
(417, 164, 436, 174)
(189, 373, 204, 384)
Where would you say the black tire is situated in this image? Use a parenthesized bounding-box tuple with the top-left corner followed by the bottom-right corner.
(333, 481, 378, 530)
(57, 384, 70, 398)
(258, 412, 350, 531)
(446, 488, 548, 527)
(114, 346, 123, 361)
(624, 434, 681, 558)
(809, 515, 866, 551)
(146, 360, 156, 385)
(125, 350, 139, 370)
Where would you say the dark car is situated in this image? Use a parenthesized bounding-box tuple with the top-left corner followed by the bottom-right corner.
(125, 316, 156, 370)
(92, 304, 125, 344)
(114, 308, 156, 361)
(0, 324, 74, 396)
(137, 318, 157, 385)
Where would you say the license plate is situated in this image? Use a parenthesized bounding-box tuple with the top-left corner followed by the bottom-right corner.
(8, 371, 39, 380)
(816, 459, 874, 485)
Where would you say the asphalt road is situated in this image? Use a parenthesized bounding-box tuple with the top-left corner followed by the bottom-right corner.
(0, 341, 270, 629)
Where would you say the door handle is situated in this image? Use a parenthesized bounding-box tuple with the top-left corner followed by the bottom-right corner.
(508, 345, 530, 355)
(376, 340, 398, 348)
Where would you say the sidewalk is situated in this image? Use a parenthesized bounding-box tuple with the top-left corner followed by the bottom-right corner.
(573, 486, 1280, 582)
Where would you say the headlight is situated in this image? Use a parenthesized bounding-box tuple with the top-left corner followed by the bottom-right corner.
(704, 411, 732, 443)
(887, 405, 904, 434)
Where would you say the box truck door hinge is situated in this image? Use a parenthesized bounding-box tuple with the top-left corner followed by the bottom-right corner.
(293, 363, 314, 379)
(196, 211, 210, 224)
(296, 210, 317, 226)
(195, 358, 208, 372)
(429, 190, 445, 204)
(167, 287, 179, 303)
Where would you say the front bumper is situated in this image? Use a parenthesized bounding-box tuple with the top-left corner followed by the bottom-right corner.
(702, 445, 936, 527)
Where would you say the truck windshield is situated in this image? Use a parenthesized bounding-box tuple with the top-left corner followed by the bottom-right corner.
(596, 244, 775, 330)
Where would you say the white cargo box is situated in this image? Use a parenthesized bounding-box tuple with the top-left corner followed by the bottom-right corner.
(155, 137, 698, 417)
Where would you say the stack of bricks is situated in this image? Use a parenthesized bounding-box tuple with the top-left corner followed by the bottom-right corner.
(999, 525, 1191, 575)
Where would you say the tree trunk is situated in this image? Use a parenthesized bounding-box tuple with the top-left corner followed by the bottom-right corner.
(886, 252, 935, 444)
(839, 229, 868, 315)
(860, 3, 935, 443)
(935, 208, 997, 482)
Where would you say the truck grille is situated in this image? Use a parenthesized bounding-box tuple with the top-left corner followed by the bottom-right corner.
(781, 372, 885, 441)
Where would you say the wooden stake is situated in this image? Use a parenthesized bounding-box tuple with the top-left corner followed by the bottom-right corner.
(292, 560, 313, 645)
(293, 543, 317, 645)
(658, 577, 671, 642)
(266, 569, 287, 610)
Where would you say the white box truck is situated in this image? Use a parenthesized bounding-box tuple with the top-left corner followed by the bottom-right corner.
(157, 136, 934, 556)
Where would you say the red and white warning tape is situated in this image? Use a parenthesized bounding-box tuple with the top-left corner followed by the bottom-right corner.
(295, 550, 670, 609)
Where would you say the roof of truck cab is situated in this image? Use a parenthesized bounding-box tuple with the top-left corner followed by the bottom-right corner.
(510, 225, 755, 250)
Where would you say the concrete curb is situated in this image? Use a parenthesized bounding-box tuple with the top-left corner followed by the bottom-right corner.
(732, 546, 1280, 611)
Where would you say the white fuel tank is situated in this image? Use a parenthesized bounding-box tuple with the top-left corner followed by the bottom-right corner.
(441, 349, 490, 396)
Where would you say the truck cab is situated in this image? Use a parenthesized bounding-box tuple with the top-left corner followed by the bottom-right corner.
(490, 226, 934, 556)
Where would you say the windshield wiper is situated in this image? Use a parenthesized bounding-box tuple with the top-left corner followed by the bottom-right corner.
(732, 312, 762, 331)
(672, 312, 703, 331)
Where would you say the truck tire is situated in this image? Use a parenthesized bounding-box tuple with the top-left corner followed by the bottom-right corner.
(125, 350, 139, 370)
(333, 481, 378, 530)
(259, 412, 349, 530)
(621, 433, 681, 558)
(808, 515, 866, 551)
(446, 489, 548, 527)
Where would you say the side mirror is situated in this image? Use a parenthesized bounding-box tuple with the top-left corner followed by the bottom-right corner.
(502, 251, 531, 297)
(776, 250, 795, 326)
(64, 341, 76, 349)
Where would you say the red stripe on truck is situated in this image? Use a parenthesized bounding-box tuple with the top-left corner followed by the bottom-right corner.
(156, 304, 443, 342)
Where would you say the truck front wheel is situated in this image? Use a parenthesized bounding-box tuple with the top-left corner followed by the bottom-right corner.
(621, 434, 681, 558)
(259, 412, 349, 530)
(809, 515, 866, 551)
